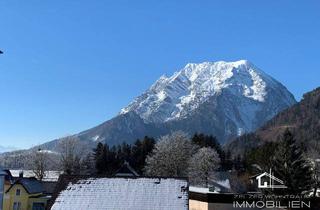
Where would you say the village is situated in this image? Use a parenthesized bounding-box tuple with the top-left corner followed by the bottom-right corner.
(0, 162, 243, 210)
(0, 131, 319, 210)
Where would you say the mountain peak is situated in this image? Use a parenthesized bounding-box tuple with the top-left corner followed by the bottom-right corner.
(231, 59, 250, 66)
(19, 60, 296, 152)
(120, 60, 296, 128)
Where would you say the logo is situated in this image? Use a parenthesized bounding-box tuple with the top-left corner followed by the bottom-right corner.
(256, 169, 287, 189)
(232, 169, 311, 209)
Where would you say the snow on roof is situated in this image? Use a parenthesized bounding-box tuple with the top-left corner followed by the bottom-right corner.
(189, 179, 231, 194)
(50, 177, 188, 210)
(189, 186, 216, 194)
(9, 170, 63, 182)
(6, 177, 44, 194)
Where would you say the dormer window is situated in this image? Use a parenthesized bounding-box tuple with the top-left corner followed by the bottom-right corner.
(16, 189, 21, 196)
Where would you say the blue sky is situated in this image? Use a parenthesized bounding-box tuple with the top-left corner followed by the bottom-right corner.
(0, 0, 319, 149)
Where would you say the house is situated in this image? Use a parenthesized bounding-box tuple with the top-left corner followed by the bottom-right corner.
(0, 169, 52, 210)
(189, 186, 234, 210)
(189, 188, 267, 210)
(189, 172, 247, 210)
(48, 176, 189, 210)
(9, 170, 62, 197)
(4, 177, 50, 210)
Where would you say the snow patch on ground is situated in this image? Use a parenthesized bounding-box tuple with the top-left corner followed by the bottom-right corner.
(91, 135, 100, 141)
(38, 149, 59, 155)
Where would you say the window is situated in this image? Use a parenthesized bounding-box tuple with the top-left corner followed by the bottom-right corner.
(32, 202, 45, 210)
(13, 202, 21, 210)
(16, 189, 21, 196)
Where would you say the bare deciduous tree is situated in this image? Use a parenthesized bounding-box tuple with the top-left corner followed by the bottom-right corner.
(188, 147, 220, 187)
(58, 136, 87, 175)
(31, 148, 48, 181)
(144, 131, 195, 177)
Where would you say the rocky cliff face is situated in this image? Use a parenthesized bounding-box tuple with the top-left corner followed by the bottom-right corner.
(76, 60, 296, 145)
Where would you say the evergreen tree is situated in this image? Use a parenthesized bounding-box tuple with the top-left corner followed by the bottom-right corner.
(244, 142, 279, 173)
(120, 142, 131, 161)
(93, 142, 108, 174)
(105, 145, 118, 175)
(273, 129, 313, 194)
(233, 155, 246, 173)
(191, 133, 222, 154)
(131, 136, 155, 173)
(220, 150, 233, 171)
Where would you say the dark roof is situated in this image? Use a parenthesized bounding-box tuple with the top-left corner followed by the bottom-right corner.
(6, 177, 44, 194)
(114, 161, 139, 177)
(2, 169, 14, 183)
(42, 181, 57, 194)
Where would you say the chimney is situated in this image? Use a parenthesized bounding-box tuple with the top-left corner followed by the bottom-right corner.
(19, 171, 23, 178)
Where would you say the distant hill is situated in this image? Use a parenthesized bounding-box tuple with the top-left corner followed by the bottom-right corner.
(0, 145, 17, 154)
(226, 87, 320, 157)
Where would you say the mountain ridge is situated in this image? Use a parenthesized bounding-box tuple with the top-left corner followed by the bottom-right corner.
(2, 60, 297, 157)
(74, 60, 296, 145)
(120, 60, 288, 124)
(226, 87, 320, 157)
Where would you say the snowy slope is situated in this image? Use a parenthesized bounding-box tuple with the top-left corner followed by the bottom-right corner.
(119, 60, 296, 138)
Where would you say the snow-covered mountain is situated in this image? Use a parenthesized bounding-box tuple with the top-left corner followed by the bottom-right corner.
(121, 60, 268, 123)
(74, 60, 296, 145)
(117, 60, 294, 136)
(0, 60, 297, 168)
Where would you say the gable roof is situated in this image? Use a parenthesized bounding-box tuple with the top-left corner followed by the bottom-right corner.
(48, 175, 188, 210)
(6, 177, 44, 194)
(1, 169, 14, 183)
(114, 161, 139, 177)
